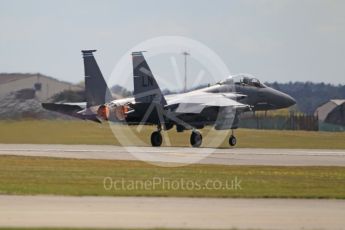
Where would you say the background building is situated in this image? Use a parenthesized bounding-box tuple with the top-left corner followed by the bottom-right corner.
(0, 73, 82, 101)
(315, 99, 345, 130)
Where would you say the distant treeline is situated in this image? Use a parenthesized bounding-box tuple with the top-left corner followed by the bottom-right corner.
(266, 82, 345, 114)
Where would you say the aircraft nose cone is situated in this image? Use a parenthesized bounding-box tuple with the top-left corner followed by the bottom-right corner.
(269, 87, 296, 109)
(284, 94, 296, 107)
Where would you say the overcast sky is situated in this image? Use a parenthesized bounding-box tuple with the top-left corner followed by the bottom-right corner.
(1, 0, 344, 90)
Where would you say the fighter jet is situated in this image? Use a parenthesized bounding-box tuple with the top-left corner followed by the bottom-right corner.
(42, 50, 295, 147)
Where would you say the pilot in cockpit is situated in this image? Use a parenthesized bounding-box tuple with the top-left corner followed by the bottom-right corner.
(219, 74, 265, 88)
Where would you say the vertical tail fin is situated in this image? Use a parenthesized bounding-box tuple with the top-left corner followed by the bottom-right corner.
(132, 52, 166, 105)
(82, 50, 112, 108)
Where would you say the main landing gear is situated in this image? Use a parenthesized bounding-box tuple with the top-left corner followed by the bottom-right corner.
(190, 130, 202, 148)
(151, 130, 162, 147)
(150, 128, 237, 147)
(150, 129, 203, 147)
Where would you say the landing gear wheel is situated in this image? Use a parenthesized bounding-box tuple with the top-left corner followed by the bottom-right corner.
(229, 135, 237, 146)
(151, 131, 162, 147)
(190, 131, 202, 147)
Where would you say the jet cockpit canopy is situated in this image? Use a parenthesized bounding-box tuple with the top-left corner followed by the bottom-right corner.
(218, 74, 265, 88)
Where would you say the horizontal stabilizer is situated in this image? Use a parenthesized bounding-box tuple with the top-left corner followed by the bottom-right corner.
(42, 103, 84, 114)
(42, 102, 100, 123)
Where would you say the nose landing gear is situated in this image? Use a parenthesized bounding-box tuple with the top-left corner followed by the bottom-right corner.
(229, 135, 237, 146)
(229, 129, 237, 146)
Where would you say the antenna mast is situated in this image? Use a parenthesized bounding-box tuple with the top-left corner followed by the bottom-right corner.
(182, 51, 190, 93)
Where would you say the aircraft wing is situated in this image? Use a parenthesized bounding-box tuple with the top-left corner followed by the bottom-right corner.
(167, 92, 249, 114)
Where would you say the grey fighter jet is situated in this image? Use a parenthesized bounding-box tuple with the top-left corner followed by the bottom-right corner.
(42, 50, 295, 147)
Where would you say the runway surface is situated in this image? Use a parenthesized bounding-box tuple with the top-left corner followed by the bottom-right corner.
(1, 195, 344, 229)
(0, 144, 345, 166)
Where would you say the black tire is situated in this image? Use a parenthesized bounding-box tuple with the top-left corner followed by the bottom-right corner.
(190, 131, 202, 147)
(151, 131, 162, 147)
(229, 135, 237, 146)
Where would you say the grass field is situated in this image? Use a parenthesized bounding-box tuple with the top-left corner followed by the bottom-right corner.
(0, 155, 344, 199)
(0, 120, 345, 148)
